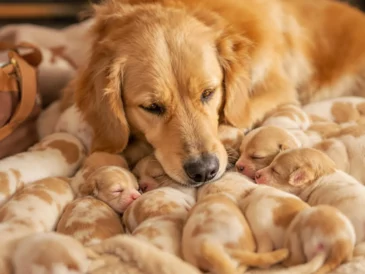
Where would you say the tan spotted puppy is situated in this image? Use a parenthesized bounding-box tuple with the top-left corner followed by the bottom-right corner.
(0, 177, 74, 273)
(0, 132, 85, 206)
(79, 166, 141, 213)
(303, 96, 365, 124)
(123, 186, 195, 257)
(57, 196, 125, 246)
(133, 154, 196, 197)
(70, 151, 128, 195)
(183, 172, 289, 274)
(54, 104, 94, 153)
(260, 103, 311, 130)
(236, 126, 303, 179)
(237, 177, 355, 274)
(218, 125, 244, 169)
(11, 232, 88, 274)
(255, 148, 365, 247)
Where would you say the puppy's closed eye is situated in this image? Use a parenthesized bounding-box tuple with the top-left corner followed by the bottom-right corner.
(251, 155, 265, 160)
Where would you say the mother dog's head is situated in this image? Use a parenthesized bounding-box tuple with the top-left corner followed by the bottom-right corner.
(75, 0, 252, 186)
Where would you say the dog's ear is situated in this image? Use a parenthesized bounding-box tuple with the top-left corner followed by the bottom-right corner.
(288, 166, 314, 187)
(75, 3, 134, 153)
(216, 30, 252, 129)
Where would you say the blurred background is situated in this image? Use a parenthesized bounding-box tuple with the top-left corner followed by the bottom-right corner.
(0, 0, 364, 28)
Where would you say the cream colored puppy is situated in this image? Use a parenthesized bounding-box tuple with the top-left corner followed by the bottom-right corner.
(54, 104, 94, 153)
(123, 187, 195, 233)
(133, 154, 196, 197)
(79, 166, 141, 213)
(255, 148, 365, 248)
(57, 196, 125, 246)
(236, 126, 303, 179)
(0, 177, 74, 274)
(183, 173, 289, 274)
(303, 96, 365, 124)
(123, 186, 195, 257)
(0, 132, 85, 206)
(70, 151, 128, 195)
(314, 124, 365, 185)
(11, 232, 88, 274)
(236, 176, 355, 274)
(261, 103, 311, 130)
(36, 100, 62, 139)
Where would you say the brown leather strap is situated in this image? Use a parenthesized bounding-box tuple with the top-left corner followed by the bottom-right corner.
(0, 50, 38, 140)
(0, 41, 42, 67)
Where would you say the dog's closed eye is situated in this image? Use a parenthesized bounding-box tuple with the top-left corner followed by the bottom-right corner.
(140, 103, 165, 115)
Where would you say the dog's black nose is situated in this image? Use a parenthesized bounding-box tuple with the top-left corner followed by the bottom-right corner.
(183, 154, 219, 183)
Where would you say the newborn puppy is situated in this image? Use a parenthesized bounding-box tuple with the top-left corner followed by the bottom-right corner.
(11, 232, 88, 274)
(0, 132, 85, 206)
(314, 124, 365, 184)
(36, 100, 62, 139)
(79, 166, 141, 213)
(218, 125, 244, 170)
(235, 126, 302, 179)
(303, 96, 365, 124)
(280, 205, 355, 274)
(133, 154, 196, 197)
(183, 173, 288, 274)
(237, 177, 355, 274)
(260, 103, 311, 130)
(57, 196, 125, 246)
(0, 177, 74, 273)
(54, 104, 94, 153)
(255, 147, 365, 247)
(123, 187, 195, 233)
(123, 186, 195, 257)
(70, 151, 128, 195)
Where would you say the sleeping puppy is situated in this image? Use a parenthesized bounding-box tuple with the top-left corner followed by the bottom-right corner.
(314, 124, 365, 184)
(74, 0, 365, 188)
(78, 166, 141, 213)
(235, 126, 304, 179)
(54, 104, 94, 153)
(0, 132, 85, 206)
(183, 172, 289, 274)
(123, 186, 195, 257)
(260, 103, 311, 130)
(11, 232, 88, 274)
(57, 196, 124, 246)
(236, 175, 355, 274)
(0, 177, 74, 273)
(133, 154, 196, 197)
(255, 147, 365, 249)
(70, 151, 128, 195)
(303, 96, 365, 124)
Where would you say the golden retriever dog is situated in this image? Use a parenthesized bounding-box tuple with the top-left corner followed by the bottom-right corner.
(74, 0, 365, 187)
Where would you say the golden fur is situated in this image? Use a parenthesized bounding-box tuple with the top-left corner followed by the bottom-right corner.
(74, 0, 365, 186)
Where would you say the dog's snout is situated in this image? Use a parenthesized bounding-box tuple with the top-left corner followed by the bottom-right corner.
(184, 154, 219, 183)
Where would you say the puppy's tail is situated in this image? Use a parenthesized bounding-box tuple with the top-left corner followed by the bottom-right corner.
(228, 248, 289, 268)
(315, 239, 354, 274)
(245, 252, 326, 274)
(354, 242, 365, 257)
(200, 241, 239, 274)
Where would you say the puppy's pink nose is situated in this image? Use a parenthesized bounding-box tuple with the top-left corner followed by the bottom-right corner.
(131, 192, 141, 200)
(236, 163, 245, 172)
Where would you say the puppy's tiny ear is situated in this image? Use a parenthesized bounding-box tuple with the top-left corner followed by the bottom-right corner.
(79, 179, 98, 197)
(288, 166, 314, 187)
